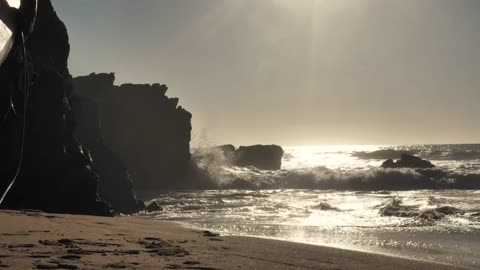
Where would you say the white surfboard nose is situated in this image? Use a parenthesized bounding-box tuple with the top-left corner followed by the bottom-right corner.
(6, 0, 20, 9)
(0, 11, 14, 66)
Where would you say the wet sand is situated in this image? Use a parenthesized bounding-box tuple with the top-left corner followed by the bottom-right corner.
(0, 210, 470, 269)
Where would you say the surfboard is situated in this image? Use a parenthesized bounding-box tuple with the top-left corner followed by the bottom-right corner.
(0, 2, 17, 66)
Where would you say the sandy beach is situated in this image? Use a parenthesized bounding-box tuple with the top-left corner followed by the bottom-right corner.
(0, 210, 470, 270)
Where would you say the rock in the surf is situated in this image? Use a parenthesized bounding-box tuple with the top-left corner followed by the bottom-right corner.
(381, 154, 435, 169)
(146, 201, 163, 212)
(233, 145, 284, 170)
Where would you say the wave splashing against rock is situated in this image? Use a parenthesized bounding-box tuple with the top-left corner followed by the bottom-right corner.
(190, 144, 480, 191)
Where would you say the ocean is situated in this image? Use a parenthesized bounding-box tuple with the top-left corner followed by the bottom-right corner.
(137, 144, 480, 268)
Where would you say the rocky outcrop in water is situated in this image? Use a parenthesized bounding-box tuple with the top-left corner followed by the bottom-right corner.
(233, 145, 284, 170)
(146, 201, 162, 213)
(353, 149, 416, 160)
(381, 154, 435, 169)
(212, 144, 284, 170)
(0, 0, 111, 215)
(312, 202, 340, 211)
(72, 73, 196, 189)
(380, 198, 464, 223)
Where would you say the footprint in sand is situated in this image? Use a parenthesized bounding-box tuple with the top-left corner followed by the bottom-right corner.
(59, 255, 81, 260)
(139, 237, 190, 257)
(208, 238, 223, 242)
(184, 260, 201, 265)
(105, 262, 129, 269)
(168, 264, 222, 270)
(35, 262, 79, 269)
(7, 244, 35, 249)
(0, 260, 9, 268)
(29, 255, 51, 258)
(44, 215, 61, 219)
(2, 232, 29, 236)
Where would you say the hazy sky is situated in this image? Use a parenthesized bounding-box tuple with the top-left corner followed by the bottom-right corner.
(52, 0, 480, 146)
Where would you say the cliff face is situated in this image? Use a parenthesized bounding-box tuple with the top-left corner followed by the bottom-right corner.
(73, 73, 194, 189)
(70, 95, 145, 214)
(0, 0, 111, 215)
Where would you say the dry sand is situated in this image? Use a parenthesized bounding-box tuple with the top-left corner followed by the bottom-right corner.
(0, 210, 469, 269)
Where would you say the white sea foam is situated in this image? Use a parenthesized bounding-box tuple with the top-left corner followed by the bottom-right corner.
(190, 144, 480, 190)
(139, 144, 480, 267)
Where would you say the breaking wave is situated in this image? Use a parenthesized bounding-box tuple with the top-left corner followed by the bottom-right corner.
(192, 144, 480, 191)
(353, 144, 480, 161)
(216, 166, 480, 191)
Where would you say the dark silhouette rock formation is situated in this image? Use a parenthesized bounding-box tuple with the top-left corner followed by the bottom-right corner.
(146, 201, 162, 213)
(0, 0, 111, 215)
(70, 96, 145, 214)
(353, 149, 416, 160)
(72, 73, 195, 189)
(209, 144, 284, 170)
(232, 145, 284, 170)
(381, 154, 435, 169)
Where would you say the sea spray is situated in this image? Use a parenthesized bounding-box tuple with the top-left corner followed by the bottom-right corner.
(190, 145, 480, 191)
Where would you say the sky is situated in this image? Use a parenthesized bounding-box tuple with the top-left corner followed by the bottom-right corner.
(52, 0, 480, 146)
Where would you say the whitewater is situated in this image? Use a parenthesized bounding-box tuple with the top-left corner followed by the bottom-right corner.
(138, 144, 480, 268)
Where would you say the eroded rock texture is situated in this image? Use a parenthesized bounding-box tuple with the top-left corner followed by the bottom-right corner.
(70, 96, 145, 214)
(0, 0, 111, 215)
(73, 73, 196, 189)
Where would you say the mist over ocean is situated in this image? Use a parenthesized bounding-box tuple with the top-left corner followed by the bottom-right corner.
(138, 144, 480, 268)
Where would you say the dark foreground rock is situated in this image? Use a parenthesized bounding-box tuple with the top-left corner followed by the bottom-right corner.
(0, 0, 110, 215)
(71, 96, 144, 214)
(233, 145, 284, 170)
(381, 154, 435, 169)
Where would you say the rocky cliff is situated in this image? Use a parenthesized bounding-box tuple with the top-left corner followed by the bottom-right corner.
(0, 0, 111, 215)
(72, 73, 198, 189)
(70, 96, 145, 214)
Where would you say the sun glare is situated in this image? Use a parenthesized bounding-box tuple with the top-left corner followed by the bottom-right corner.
(6, 0, 20, 9)
(274, 0, 354, 12)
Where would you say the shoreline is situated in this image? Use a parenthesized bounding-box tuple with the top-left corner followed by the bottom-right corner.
(170, 220, 479, 269)
(0, 210, 471, 269)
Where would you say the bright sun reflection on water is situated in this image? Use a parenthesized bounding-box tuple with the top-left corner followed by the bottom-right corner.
(282, 145, 384, 170)
(139, 144, 480, 267)
(141, 189, 480, 267)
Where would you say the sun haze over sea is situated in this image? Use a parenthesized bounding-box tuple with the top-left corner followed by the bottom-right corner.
(1, 1, 479, 269)
(53, 0, 480, 146)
